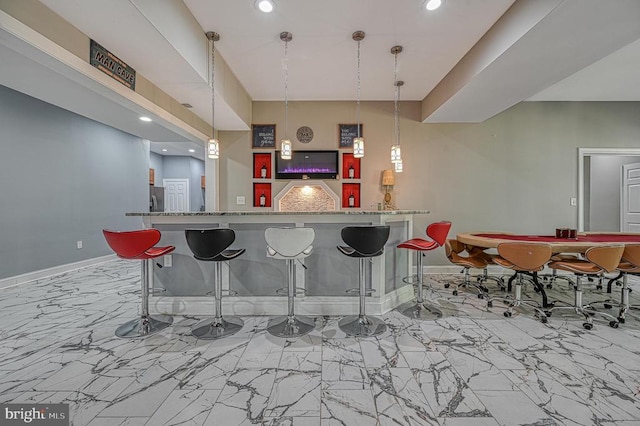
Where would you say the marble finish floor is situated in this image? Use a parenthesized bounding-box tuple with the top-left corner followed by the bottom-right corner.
(2, 260, 640, 425)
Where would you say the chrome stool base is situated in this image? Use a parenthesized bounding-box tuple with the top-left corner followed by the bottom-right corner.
(268, 315, 315, 338)
(339, 315, 387, 337)
(115, 314, 173, 338)
(192, 316, 244, 340)
(399, 301, 442, 320)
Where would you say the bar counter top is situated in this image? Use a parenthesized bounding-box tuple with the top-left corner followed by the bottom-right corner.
(126, 209, 429, 216)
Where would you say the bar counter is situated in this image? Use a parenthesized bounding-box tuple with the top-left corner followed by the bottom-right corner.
(126, 210, 429, 316)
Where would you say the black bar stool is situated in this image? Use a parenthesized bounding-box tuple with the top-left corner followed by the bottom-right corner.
(265, 227, 316, 338)
(338, 225, 390, 337)
(185, 228, 245, 339)
(103, 229, 175, 338)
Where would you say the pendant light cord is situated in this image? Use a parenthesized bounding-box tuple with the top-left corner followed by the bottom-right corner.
(284, 37, 289, 139)
(356, 39, 361, 138)
(394, 52, 399, 147)
(211, 37, 215, 137)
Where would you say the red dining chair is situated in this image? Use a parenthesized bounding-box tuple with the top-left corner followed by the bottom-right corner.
(396, 221, 451, 319)
(103, 229, 175, 338)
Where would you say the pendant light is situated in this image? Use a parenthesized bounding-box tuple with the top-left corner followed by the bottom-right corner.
(206, 31, 220, 159)
(390, 45, 403, 170)
(352, 31, 365, 158)
(280, 31, 292, 160)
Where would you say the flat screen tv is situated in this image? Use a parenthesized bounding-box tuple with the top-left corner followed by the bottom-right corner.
(275, 150, 339, 179)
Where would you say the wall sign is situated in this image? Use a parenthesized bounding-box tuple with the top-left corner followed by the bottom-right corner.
(252, 124, 276, 148)
(89, 39, 136, 90)
(339, 123, 363, 148)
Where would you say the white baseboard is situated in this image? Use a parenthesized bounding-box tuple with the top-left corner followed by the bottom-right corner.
(0, 254, 117, 290)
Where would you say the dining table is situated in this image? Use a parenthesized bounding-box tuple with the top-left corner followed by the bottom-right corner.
(456, 231, 640, 309)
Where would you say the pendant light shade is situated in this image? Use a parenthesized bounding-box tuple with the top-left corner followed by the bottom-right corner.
(281, 139, 292, 160)
(208, 138, 219, 159)
(353, 31, 365, 158)
(280, 31, 293, 160)
(391, 145, 402, 163)
(206, 31, 220, 160)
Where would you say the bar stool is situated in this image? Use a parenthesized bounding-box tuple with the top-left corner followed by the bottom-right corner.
(547, 245, 624, 329)
(397, 221, 451, 319)
(338, 225, 390, 337)
(185, 228, 245, 339)
(103, 229, 175, 338)
(265, 227, 316, 338)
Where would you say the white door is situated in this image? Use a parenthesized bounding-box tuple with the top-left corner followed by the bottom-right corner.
(163, 178, 190, 212)
(621, 162, 640, 232)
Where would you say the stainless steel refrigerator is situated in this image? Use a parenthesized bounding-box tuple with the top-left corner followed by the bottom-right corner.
(149, 186, 164, 212)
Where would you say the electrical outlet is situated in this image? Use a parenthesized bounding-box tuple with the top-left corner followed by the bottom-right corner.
(164, 254, 172, 267)
(237, 196, 246, 205)
(570, 197, 577, 206)
(76, 240, 83, 249)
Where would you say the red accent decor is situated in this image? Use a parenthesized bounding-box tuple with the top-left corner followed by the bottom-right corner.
(342, 153, 361, 179)
(253, 183, 272, 207)
(253, 153, 272, 179)
(398, 221, 452, 251)
(342, 183, 360, 208)
(475, 233, 640, 243)
(103, 229, 175, 260)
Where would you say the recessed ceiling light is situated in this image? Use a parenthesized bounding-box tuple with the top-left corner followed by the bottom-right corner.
(139, 116, 152, 122)
(426, 0, 441, 11)
(188, 149, 195, 153)
(162, 148, 168, 152)
(256, 0, 274, 13)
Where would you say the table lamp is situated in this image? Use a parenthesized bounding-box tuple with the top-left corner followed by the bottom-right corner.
(382, 169, 396, 210)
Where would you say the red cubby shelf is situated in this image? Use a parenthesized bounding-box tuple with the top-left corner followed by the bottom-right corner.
(253, 183, 272, 207)
(342, 183, 360, 208)
(342, 153, 361, 179)
(253, 153, 272, 179)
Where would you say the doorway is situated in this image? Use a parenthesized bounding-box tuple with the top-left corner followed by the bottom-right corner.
(163, 178, 190, 212)
(578, 148, 640, 231)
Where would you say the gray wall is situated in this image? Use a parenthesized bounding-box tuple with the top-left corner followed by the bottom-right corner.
(161, 156, 205, 212)
(150, 151, 164, 185)
(0, 85, 147, 279)
(221, 100, 640, 265)
(588, 155, 640, 231)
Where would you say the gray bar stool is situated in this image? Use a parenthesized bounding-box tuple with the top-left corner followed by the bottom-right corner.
(185, 228, 245, 339)
(338, 225, 390, 337)
(265, 227, 316, 338)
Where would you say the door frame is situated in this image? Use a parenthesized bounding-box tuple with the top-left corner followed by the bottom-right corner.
(163, 178, 190, 212)
(578, 148, 640, 231)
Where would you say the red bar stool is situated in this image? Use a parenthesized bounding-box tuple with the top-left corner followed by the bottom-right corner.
(103, 229, 175, 338)
(396, 221, 451, 319)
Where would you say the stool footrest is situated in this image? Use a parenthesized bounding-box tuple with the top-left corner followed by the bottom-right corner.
(149, 288, 168, 296)
(275, 287, 307, 297)
(345, 288, 376, 296)
(205, 289, 239, 297)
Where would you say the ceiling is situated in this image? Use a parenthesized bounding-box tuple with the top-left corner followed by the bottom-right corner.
(3, 0, 640, 160)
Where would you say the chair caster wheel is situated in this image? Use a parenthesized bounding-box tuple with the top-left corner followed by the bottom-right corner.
(487, 301, 493, 308)
(477, 293, 484, 299)
(583, 322, 593, 330)
(540, 316, 548, 324)
(545, 311, 552, 317)
(603, 304, 612, 309)
(444, 283, 450, 288)
(452, 290, 458, 296)
(609, 321, 619, 328)
(504, 311, 512, 318)
(618, 317, 626, 324)
(546, 284, 553, 289)
(596, 286, 603, 290)
(480, 286, 489, 293)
